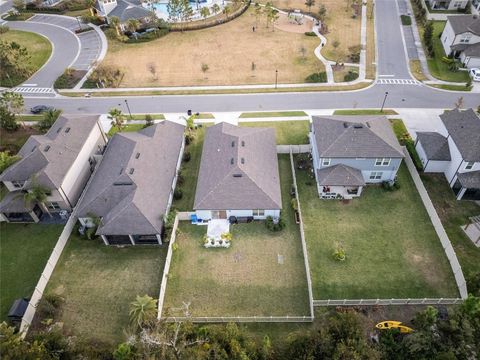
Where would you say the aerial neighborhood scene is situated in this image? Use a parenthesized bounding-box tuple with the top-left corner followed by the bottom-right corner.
(0, 0, 480, 358)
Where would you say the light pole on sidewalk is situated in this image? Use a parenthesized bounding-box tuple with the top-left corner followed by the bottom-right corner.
(380, 91, 389, 112)
(125, 99, 133, 120)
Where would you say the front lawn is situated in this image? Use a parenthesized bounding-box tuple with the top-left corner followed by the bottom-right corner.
(0, 223, 62, 321)
(163, 155, 310, 317)
(239, 120, 309, 145)
(107, 123, 145, 136)
(296, 161, 458, 299)
(45, 234, 167, 344)
(0, 30, 52, 87)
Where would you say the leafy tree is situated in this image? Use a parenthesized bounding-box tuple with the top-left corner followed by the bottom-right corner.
(129, 295, 158, 330)
(39, 108, 62, 132)
(126, 18, 140, 32)
(211, 3, 220, 14)
(0, 151, 20, 173)
(0, 91, 24, 116)
(108, 108, 125, 132)
(200, 6, 210, 22)
(167, 0, 183, 22)
(222, 4, 231, 19)
(0, 322, 49, 359)
(144, 114, 154, 128)
(318, 4, 326, 21)
(109, 16, 121, 37)
(267, 7, 279, 31)
(0, 106, 18, 131)
(0, 40, 33, 84)
(113, 342, 136, 360)
(23, 178, 53, 217)
(180, 0, 193, 23)
(423, 21, 435, 57)
(305, 0, 315, 12)
(12, 0, 25, 11)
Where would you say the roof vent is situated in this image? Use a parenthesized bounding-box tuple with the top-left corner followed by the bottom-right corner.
(353, 124, 363, 129)
(241, 158, 245, 164)
(135, 152, 140, 159)
(113, 181, 133, 186)
(231, 141, 235, 147)
(230, 158, 234, 165)
(343, 122, 349, 128)
(56, 127, 62, 133)
(233, 174, 242, 177)
(129, 168, 135, 174)
(366, 122, 371, 128)
(119, 167, 123, 174)
(44, 145, 50, 152)
(31, 146, 37, 152)
(241, 141, 245, 147)
(65, 127, 71, 133)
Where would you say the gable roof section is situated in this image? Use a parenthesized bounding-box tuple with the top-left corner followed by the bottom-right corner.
(440, 108, 480, 162)
(457, 170, 480, 189)
(316, 164, 365, 186)
(447, 15, 480, 36)
(416, 132, 451, 161)
(77, 121, 185, 236)
(108, 0, 151, 22)
(0, 115, 100, 189)
(311, 115, 404, 158)
(194, 123, 282, 210)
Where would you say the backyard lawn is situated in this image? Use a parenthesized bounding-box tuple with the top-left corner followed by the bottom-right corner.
(296, 161, 458, 299)
(0, 30, 52, 87)
(421, 173, 480, 289)
(0, 223, 62, 320)
(0, 126, 42, 154)
(102, 8, 320, 87)
(163, 155, 310, 317)
(239, 120, 309, 145)
(45, 234, 167, 344)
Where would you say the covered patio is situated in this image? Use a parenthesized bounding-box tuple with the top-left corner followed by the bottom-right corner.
(0, 193, 42, 223)
(453, 171, 480, 201)
(316, 164, 365, 200)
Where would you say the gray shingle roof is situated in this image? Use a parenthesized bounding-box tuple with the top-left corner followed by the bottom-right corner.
(447, 15, 480, 36)
(440, 108, 480, 162)
(194, 123, 282, 211)
(463, 42, 480, 57)
(416, 132, 451, 161)
(77, 121, 185, 236)
(0, 192, 34, 213)
(107, 0, 151, 22)
(311, 115, 404, 158)
(0, 115, 100, 190)
(457, 170, 480, 189)
(316, 164, 365, 186)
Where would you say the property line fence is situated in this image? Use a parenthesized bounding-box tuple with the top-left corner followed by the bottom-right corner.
(164, 316, 314, 323)
(277, 144, 311, 154)
(402, 147, 468, 299)
(313, 298, 463, 306)
(289, 149, 315, 320)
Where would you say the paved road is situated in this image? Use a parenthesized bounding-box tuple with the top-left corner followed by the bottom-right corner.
(0, 0, 13, 15)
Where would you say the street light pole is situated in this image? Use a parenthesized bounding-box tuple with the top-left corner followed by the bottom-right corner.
(275, 69, 278, 89)
(125, 99, 133, 120)
(76, 16, 82, 31)
(380, 91, 389, 112)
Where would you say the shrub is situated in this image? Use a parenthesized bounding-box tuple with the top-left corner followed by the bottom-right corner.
(265, 216, 285, 232)
(125, 28, 169, 43)
(174, 189, 183, 200)
(344, 70, 359, 82)
(0, 25, 9, 34)
(183, 151, 191, 162)
(305, 72, 327, 83)
(382, 180, 400, 191)
(304, 31, 316, 36)
(333, 242, 346, 261)
(37, 293, 63, 320)
(177, 173, 185, 186)
(400, 15, 411, 25)
(54, 68, 85, 89)
(185, 133, 194, 145)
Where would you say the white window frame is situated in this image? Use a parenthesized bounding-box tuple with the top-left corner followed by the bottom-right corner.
(460, 33, 472, 43)
(375, 158, 391, 166)
(12, 181, 24, 188)
(322, 158, 331, 166)
(47, 202, 61, 211)
(465, 162, 474, 170)
(253, 209, 265, 216)
(369, 171, 383, 180)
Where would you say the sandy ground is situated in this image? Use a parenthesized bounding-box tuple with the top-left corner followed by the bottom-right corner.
(274, 13, 314, 34)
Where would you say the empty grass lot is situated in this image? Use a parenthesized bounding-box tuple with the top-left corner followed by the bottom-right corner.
(239, 121, 309, 144)
(296, 161, 458, 299)
(0, 223, 62, 320)
(102, 8, 320, 87)
(0, 126, 42, 154)
(421, 174, 480, 287)
(163, 155, 310, 317)
(0, 30, 52, 87)
(46, 234, 167, 344)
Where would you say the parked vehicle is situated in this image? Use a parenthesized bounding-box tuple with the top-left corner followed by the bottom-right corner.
(469, 68, 480, 82)
(30, 105, 54, 114)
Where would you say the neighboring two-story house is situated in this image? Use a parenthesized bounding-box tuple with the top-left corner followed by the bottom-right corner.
(193, 122, 282, 222)
(441, 15, 480, 69)
(415, 108, 480, 200)
(427, 0, 470, 11)
(0, 116, 107, 223)
(76, 121, 185, 245)
(309, 116, 404, 199)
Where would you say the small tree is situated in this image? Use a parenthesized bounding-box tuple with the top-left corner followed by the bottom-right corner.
(299, 45, 307, 60)
(222, 5, 231, 19)
(126, 19, 140, 32)
(201, 63, 209, 75)
(108, 108, 125, 132)
(144, 114, 154, 128)
(23, 179, 52, 217)
(38, 109, 62, 132)
(109, 16, 121, 37)
(318, 4, 326, 21)
(305, 0, 315, 12)
(147, 62, 157, 81)
(129, 295, 158, 331)
(211, 3, 220, 14)
(0, 151, 20, 173)
(0, 106, 18, 131)
(200, 6, 210, 22)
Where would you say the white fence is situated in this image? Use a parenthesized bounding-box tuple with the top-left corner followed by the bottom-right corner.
(313, 298, 463, 306)
(289, 149, 315, 319)
(402, 147, 468, 299)
(164, 315, 314, 323)
(277, 144, 311, 154)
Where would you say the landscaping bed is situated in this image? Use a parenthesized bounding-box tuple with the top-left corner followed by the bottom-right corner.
(163, 155, 310, 317)
(296, 159, 459, 299)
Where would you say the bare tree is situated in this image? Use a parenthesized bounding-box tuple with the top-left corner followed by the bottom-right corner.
(147, 63, 158, 81)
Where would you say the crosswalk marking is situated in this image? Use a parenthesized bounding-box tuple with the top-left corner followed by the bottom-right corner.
(13, 87, 56, 95)
(375, 78, 422, 86)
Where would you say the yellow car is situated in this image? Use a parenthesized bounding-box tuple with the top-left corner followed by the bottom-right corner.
(376, 321, 413, 333)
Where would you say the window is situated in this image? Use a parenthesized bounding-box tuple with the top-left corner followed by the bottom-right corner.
(322, 158, 331, 166)
(465, 162, 474, 170)
(369, 172, 383, 180)
(12, 181, 24, 188)
(460, 33, 472, 43)
(375, 158, 391, 166)
(253, 209, 265, 216)
(47, 202, 61, 210)
(453, 1, 463, 7)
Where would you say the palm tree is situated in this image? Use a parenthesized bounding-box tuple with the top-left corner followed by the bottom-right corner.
(211, 3, 220, 14)
(108, 108, 125, 132)
(126, 18, 140, 32)
(129, 295, 157, 330)
(222, 5, 231, 19)
(109, 16, 121, 37)
(23, 180, 52, 218)
(200, 6, 210, 22)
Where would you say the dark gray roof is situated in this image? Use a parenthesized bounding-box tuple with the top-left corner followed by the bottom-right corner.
(440, 108, 480, 162)
(0, 116, 100, 190)
(416, 132, 451, 161)
(447, 15, 480, 36)
(194, 123, 282, 211)
(463, 42, 480, 57)
(311, 116, 404, 158)
(457, 170, 480, 189)
(77, 121, 185, 236)
(8, 298, 28, 319)
(107, 0, 151, 22)
(316, 164, 365, 186)
(0, 192, 34, 213)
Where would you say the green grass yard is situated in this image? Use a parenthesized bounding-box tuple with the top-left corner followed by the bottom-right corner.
(239, 111, 307, 118)
(0, 223, 62, 320)
(333, 109, 398, 115)
(163, 155, 310, 317)
(239, 121, 310, 145)
(296, 161, 458, 299)
(46, 234, 167, 344)
(107, 123, 145, 136)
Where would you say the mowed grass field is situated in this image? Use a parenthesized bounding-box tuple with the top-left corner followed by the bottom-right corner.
(46, 234, 167, 344)
(163, 155, 310, 317)
(102, 8, 321, 87)
(0, 30, 52, 87)
(0, 223, 62, 320)
(296, 161, 458, 299)
(239, 120, 310, 144)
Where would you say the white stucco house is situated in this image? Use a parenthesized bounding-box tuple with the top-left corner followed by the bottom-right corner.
(415, 108, 480, 201)
(427, 0, 470, 11)
(193, 123, 282, 222)
(0, 116, 107, 223)
(95, 0, 152, 28)
(441, 15, 480, 69)
(309, 116, 404, 199)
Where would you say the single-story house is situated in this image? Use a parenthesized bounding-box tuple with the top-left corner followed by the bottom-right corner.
(441, 15, 480, 69)
(415, 108, 480, 200)
(310, 115, 404, 199)
(193, 122, 282, 222)
(0, 116, 107, 223)
(96, 0, 152, 28)
(77, 121, 185, 245)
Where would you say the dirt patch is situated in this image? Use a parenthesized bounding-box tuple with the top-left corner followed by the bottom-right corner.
(274, 13, 314, 34)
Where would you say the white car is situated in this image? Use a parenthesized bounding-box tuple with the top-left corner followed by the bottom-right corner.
(469, 68, 480, 82)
